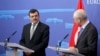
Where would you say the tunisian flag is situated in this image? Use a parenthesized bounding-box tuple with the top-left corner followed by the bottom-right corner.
(69, 0, 84, 47)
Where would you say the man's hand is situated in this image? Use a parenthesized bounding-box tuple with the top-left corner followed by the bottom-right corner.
(25, 52, 32, 56)
(69, 47, 78, 53)
(61, 52, 66, 56)
(61, 52, 70, 56)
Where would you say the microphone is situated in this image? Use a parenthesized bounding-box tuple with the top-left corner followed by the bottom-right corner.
(7, 31, 17, 42)
(4, 31, 17, 49)
(56, 34, 69, 55)
(58, 34, 69, 47)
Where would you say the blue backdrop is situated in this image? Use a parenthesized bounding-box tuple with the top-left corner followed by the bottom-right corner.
(0, 0, 100, 56)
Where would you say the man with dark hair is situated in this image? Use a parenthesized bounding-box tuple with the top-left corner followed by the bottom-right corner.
(20, 9, 49, 56)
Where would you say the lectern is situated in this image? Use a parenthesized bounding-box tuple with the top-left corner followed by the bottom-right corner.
(0, 42, 34, 56)
(48, 46, 84, 56)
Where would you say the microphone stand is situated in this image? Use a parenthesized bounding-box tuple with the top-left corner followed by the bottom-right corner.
(4, 31, 17, 50)
(56, 34, 69, 56)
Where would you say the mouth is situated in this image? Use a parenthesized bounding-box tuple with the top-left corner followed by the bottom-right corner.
(32, 20, 38, 22)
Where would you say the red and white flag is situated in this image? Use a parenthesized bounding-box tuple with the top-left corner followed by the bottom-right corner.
(69, 0, 84, 47)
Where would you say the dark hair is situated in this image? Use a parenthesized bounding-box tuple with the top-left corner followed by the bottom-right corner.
(28, 9, 39, 16)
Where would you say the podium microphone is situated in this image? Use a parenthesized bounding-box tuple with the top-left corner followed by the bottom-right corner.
(56, 34, 69, 55)
(4, 31, 17, 49)
(58, 34, 69, 47)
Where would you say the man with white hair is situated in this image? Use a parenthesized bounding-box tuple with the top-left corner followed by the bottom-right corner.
(68, 9, 98, 56)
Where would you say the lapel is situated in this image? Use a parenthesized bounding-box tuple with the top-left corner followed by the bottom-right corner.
(76, 22, 91, 45)
(30, 22, 41, 41)
(26, 23, 31, 43)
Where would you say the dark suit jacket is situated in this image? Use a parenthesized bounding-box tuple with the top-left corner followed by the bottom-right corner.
(75, 22, 98, 56)
(20, 22, 49, 56)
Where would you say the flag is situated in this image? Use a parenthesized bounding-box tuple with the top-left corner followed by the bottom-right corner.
(69, 0, 84, 47)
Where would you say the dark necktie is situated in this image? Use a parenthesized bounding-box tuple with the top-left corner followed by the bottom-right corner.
(78, 28, 83, 37)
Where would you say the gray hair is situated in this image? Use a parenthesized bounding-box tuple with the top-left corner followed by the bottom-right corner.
(73, 9, 87, 20)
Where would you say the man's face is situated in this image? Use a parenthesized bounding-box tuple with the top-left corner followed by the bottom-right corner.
(74, 18, 81, 26)
(29, 12, 39, 24)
